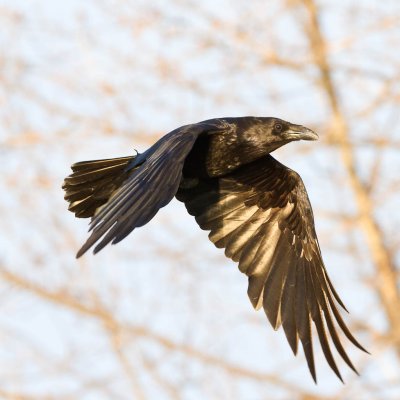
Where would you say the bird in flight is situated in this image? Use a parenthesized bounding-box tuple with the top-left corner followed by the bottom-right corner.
(63, 116, 367, 382)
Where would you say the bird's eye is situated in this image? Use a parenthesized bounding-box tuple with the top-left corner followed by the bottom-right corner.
(274, 123, 283, 132)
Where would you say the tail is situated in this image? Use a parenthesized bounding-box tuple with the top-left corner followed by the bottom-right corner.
(62, 155, 135, 219)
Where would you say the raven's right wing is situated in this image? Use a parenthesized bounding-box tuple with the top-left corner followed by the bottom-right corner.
(176, 154, 367, 382)
(72, 122, 216, 257)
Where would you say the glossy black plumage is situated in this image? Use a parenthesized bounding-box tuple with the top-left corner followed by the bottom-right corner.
(63, 116, 368, 381)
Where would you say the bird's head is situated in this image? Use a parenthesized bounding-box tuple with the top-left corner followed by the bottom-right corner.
(244, 117, 318, 154)
(270, 118, 318, 142)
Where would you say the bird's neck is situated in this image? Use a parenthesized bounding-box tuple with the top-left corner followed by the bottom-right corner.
(205, 131, 282, 177)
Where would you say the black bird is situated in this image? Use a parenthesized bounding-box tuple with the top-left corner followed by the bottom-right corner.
(63, 116, 367, 382)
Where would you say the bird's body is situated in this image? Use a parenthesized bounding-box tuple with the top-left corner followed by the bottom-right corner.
(63, 116, 367, 382)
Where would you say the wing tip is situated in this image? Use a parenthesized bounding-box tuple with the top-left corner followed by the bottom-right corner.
(76, 246, 87, 258)
(310, 366, 317, 384)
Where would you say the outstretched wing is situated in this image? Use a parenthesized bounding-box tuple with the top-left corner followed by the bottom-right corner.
(176, 154, 367, 382)
(74, 122, 214, 257)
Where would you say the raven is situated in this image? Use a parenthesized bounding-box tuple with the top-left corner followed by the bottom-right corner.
(63, 116, 367, 382)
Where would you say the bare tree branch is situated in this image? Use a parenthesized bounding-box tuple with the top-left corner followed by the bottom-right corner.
(301, 0, 400, 348)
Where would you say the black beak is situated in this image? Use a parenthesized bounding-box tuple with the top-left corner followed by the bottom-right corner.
(285, 125, 319, 141)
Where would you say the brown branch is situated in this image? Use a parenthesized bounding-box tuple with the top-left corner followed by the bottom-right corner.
(0, 268, 319, 396)
(301, 0, 400, 347)
(103, 312, 147, 400)
(0, 389, 70, 400)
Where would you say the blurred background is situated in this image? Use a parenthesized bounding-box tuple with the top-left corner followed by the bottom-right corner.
(1, 0, 400, 399)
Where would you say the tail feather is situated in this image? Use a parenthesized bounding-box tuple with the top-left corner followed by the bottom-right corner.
(63, 155, 135, 219)
(70, 156, 134, 172)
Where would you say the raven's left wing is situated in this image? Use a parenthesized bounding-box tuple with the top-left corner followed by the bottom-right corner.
(71, 123, 213, 257)
(176, 154, 367, 382)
